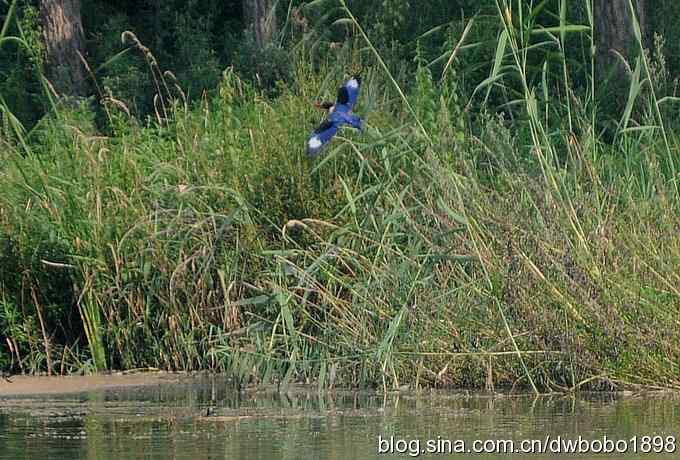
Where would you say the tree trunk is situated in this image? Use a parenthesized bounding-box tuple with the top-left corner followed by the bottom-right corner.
(243, 0, 277, 48)
(594, 0, 646, 76)
(40, 0, 87, 97)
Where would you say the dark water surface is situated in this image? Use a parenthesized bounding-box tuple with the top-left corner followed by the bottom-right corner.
(1, 375, 679, 459)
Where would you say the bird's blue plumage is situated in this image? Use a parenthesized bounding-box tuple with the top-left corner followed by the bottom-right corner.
(342, 76, 361, 109)
(306, 75, 363, 157)
(306, 120, 338, 156)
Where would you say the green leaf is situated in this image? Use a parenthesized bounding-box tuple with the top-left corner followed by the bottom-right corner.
(437, 197, 468, 226)
(484, 28, 509, 104)
(617, 57, 644, 134)
(531, 25, 590, 35)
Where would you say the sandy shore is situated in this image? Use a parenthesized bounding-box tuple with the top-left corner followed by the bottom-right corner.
(0, 372, 185, 397)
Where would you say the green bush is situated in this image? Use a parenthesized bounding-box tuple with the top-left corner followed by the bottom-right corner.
(232, 38, 293, 93)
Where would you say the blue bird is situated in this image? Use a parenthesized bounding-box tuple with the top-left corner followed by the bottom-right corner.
(306, 75, 363, 156)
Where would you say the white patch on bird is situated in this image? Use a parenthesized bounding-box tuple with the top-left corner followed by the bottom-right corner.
(347, 79, 359, 89)
(308, 137, 322, 149)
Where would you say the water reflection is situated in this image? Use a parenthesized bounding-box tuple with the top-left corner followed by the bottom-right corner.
(1, 376, 678, 459)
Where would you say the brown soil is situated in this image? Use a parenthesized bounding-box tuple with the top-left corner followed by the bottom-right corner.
(0, 372, 184, 397)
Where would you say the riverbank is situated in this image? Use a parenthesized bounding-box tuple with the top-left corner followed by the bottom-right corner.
(2, 26, 680, 392)
(0, 372, 187, 397)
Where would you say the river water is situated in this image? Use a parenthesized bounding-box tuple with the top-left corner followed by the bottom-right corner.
(0, 374, 678, 459)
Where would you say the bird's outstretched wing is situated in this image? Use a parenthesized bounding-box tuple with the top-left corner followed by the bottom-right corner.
(306, 119, 338, 156)
(335, 75, 362, 111)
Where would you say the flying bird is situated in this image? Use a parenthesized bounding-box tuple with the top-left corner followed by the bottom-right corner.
(306, 75, 364, 156)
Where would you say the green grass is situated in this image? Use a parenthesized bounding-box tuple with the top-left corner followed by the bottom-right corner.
(1, 0, 680, 392)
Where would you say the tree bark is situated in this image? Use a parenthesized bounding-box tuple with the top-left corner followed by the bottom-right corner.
(243, 0, 277, 48)
(594, 0, 646, 76)
(40, 0, 87, 97)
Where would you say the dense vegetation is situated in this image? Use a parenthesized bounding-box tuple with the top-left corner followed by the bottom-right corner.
(1, 0, 680, 392)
